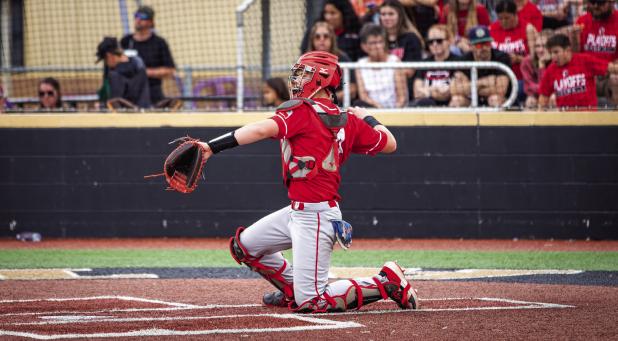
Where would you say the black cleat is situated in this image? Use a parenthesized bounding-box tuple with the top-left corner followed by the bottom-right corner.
(262, 291, 292, 308)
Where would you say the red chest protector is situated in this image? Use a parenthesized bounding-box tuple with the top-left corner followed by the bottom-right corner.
(275, 98, 348, 187)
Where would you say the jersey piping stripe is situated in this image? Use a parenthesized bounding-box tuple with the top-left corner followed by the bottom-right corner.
(314, 101, 338, 113)
(314, 212, 321, 300)
(367, 130, 384, 154)
(272, 115, 288, 137)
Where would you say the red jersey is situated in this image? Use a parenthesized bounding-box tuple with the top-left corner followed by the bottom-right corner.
(490, 21, 529, 79)
(439, 4, 491, 37)
(270, 98, 387, 202)
(576, 10, 618, 62)
(539, 53, 609, 109)
(518, 1, 543, 32)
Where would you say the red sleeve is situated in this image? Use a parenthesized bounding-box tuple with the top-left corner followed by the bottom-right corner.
(439, 6, 448, 24)
(477, 5, 491, 26)
(584, 54, 609, 76)
(539, 65, 554, 97)
(531, 5, 543, 32)
(349, 115, 388, 156)
(270, 106, 310, 140)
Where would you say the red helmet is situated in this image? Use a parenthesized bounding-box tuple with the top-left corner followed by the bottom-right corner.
(289, 51, 341, 99)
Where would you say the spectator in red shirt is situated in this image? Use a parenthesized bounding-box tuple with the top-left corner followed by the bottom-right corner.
(539, 33, 618, 109)
(490, 0, 531, 80)
(515, 0, 543, 32)
(440, 0, 492, 54)
(575, 0, 618, 104)
(521, 29, 554, 108)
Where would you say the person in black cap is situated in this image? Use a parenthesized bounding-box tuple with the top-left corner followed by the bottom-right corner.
(96, 36, 151, 109)
(120, 5, 176, 106)
(451, 25, 513, 107)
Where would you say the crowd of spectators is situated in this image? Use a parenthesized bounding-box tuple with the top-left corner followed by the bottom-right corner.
(300, 0, 618, 110)
(2, 0, 618, 112)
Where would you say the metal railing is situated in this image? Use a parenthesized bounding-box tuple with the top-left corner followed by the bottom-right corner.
(339, 61, 519, 112)
(2, 60, 518, 112)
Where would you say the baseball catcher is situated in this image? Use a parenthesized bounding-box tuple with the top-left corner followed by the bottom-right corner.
(155, 51, 418, 313)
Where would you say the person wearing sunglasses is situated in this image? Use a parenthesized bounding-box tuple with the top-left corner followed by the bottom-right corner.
(301, 0, 362, 61)
(413, 24, 469, 106)
(38, 77, 63, 110)
(120, 5, 176, 106)
(574, 0, 618, 105)
(454, 25, 513, 106)
(306, 21, 358, 102)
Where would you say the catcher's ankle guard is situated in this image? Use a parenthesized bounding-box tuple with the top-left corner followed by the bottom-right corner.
(229, 227, 294, 299)
(293, 278, 388, 313)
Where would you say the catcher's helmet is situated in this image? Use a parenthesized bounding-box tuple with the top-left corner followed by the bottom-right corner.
(289, 51, 341, 99)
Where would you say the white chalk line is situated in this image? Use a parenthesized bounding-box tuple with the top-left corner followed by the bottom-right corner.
(0, 323, 365, 340)
(0, 295, 574, 339)
(0, 296, 573, 318)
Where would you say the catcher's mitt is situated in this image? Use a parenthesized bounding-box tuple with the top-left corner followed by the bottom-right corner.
(146, 136, 208, 194)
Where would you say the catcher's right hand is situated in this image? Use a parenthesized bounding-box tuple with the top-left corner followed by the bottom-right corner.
(159, 136, 210, 193)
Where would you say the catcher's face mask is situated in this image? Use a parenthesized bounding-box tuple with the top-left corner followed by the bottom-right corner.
(288, 51, 341, 99)
(289, 63, 316, 98)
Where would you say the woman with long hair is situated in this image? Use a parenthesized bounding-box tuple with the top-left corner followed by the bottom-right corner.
(306, 21, 358, 102)
(301, 0, 362, 61)
(439, 0, 491, 54)
(521, 29, 554, 108)
(379, 0, 424, 62)
(379, 0, 424, 99)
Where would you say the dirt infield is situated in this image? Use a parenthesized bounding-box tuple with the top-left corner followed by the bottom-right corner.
(1, 238, 617, 339)
(1, 279, 616, 340)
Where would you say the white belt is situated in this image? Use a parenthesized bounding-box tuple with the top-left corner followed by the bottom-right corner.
(291, 200, 338, 211)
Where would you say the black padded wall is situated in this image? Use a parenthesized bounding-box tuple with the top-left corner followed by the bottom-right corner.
(1, 125, 617, 239)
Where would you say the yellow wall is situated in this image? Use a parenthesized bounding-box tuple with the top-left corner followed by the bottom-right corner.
(22, 0, 306, 69)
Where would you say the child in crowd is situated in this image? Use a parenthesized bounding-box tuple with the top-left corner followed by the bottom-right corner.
(539, 33, 618, 110)
(262, 78, 289, 108)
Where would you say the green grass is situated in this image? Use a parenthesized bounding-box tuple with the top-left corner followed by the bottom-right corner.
(1, 249, 617, 271)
